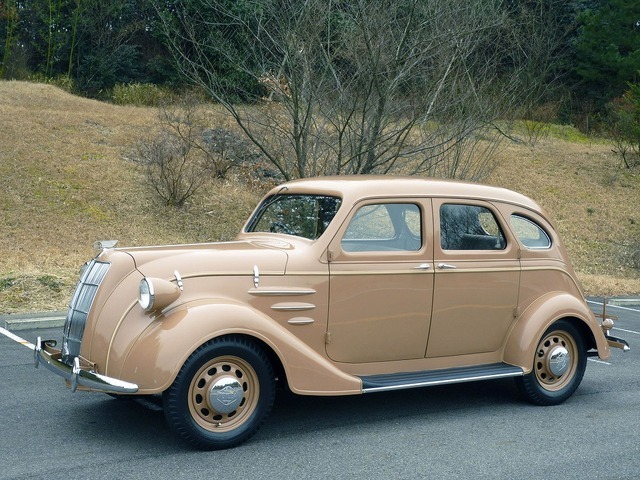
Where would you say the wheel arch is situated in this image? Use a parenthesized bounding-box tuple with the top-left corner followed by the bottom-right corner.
(569, 316, 598, 351)
(117, 299, 361, 395)
(504, 292, 610, 372)
(213, 332, 288, 393)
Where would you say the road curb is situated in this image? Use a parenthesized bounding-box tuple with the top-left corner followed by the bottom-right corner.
(607, 298, 640, 307)
(1, 312, 66, 331)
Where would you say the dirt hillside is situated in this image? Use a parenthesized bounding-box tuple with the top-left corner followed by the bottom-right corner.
(0, 81, 638, 313)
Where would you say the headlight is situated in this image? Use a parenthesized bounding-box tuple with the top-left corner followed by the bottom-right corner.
(138, 278, 155, 311)
(138, 277, 181, 313)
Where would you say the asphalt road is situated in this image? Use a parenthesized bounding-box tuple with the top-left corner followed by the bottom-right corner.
(1, 301, 639, 480)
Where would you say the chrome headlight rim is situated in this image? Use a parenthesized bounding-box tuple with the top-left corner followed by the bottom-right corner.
(138, 278, 155, 312)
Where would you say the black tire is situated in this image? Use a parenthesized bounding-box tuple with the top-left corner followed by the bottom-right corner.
(515, 319, 586, 406)
(163, 336, 275, 450)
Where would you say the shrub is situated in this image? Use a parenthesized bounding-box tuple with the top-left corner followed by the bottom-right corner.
(201, 127, 262, 179)
(134, 97, 263, 207)
(112, 83, 175, 107)
(27, 73, 76, 93)
(134, 131, 208, 208)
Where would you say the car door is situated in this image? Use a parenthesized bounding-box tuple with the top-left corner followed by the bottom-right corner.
(426, 199, 520, 358)
(326, 200, 434, 363)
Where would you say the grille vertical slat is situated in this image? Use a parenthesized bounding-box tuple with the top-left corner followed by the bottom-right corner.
(61, 260, 110, 365)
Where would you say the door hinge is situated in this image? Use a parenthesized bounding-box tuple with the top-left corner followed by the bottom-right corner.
(327, 249, 335, 262)
(325, 332, 331, 344)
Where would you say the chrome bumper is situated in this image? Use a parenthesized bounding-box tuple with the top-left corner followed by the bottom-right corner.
(34, 337, 138, 394)
(597, 302, 630, 352)
(606, 334, 630, 352)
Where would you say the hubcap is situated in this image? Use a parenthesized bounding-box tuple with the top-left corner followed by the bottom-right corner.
(209, 376, 244, 414)
(548, 346, 570, 377)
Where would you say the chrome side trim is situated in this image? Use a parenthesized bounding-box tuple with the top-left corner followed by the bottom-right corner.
(271, 302, 316, 311)
(248, 288, 317, 296)
(34, 337, 138, 394)
(287, 317, 315, 325)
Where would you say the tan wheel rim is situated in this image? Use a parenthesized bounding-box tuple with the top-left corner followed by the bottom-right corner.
(534, 329, 578, 392)
(188, 355, 260, 433)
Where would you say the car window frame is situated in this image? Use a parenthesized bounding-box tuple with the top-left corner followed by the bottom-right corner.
(438, 202, 507, 252)
(329, 199, 430, 261)
(244, 193, 343, 240)
(510, 214, 552, 250)
(433, 198, 517, 260)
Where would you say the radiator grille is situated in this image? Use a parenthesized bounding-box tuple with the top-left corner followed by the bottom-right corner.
(61, 260, 110, 365)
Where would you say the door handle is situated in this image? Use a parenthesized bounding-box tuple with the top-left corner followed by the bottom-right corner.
(437, 263, 457, 270)
(413, 263, 431, 270)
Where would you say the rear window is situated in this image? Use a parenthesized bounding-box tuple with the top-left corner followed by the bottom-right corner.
(510, 215, 551, 249)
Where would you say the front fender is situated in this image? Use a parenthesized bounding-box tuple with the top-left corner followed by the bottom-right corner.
(117, 298, 362, 396)
(504, 292, 611, 372)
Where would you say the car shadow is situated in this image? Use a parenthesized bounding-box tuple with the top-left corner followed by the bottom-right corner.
(67, 378, 523, 450)
(260, 378, 523, 444)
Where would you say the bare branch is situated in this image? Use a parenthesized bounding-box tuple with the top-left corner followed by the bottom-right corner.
(153, 0, 560, 180)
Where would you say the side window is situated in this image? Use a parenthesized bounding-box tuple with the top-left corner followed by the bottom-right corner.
(510, 215, 551, 249)
(342, 203, 422, 252)
(440, 204, 505, 251)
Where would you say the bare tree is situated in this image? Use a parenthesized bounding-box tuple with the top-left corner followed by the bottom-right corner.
(155, 0, 554, 180)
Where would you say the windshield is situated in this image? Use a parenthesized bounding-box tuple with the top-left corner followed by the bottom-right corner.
(246, 194, 342, 240)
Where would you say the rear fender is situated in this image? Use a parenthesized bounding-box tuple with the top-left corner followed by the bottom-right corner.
(118, 298, 361, 396)
(504, 292, 611, 372)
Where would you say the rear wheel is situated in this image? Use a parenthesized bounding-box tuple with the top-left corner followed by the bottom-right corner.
(516, 320, 586, 406)
(163, 336, 275, 450)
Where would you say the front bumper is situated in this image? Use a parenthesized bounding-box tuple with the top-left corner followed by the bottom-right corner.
(34, 337, 138, 394)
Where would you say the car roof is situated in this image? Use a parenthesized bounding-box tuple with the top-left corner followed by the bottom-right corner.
(270, 176, 544, 213)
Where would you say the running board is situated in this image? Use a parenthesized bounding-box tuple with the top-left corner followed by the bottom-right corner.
(360, 363, 524, 393)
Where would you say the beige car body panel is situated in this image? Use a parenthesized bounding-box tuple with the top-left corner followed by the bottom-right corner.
(58, 176, 615, 395)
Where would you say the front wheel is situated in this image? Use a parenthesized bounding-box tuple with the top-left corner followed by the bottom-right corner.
(515, 320, 586, 406)
(163, 336, 275, 450)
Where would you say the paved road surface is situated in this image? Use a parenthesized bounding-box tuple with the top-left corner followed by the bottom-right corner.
(1, 301, 638, 479)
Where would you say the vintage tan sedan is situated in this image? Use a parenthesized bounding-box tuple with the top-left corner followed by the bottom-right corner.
(35, 176, 629, 449)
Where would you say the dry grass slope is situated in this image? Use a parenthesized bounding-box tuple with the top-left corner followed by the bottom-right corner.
(0, 81, 259, 313)
(491, 133, 640, 294)
(0, 81, 639, 313)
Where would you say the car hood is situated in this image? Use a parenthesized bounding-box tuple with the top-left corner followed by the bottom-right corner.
(110, 239, 290, 279)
